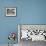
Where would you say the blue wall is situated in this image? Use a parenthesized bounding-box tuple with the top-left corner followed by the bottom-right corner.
(0, 0, 46, 44)
(21, 0, 46, 24)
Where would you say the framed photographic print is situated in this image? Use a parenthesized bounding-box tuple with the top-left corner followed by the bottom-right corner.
(18, 24, 46, 42)
(6, 8, 16, 16)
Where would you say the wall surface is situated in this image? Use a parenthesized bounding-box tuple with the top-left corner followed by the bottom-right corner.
(0, 0, 21, 44)
(20, 0, 46, 24)
(0, 0, 46, 44)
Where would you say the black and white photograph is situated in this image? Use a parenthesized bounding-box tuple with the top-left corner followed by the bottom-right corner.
(18, 25, 46, 46)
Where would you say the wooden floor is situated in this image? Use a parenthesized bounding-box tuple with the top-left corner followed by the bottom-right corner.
(0, 40, 46, 46)
(19, 40, 46, 46)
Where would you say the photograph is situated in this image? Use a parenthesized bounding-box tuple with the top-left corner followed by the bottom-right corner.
(18, 25, 46, 46)
(6, 8, 16, 16)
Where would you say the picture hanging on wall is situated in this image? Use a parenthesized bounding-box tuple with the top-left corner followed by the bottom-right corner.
(6, 8, 16, 16)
